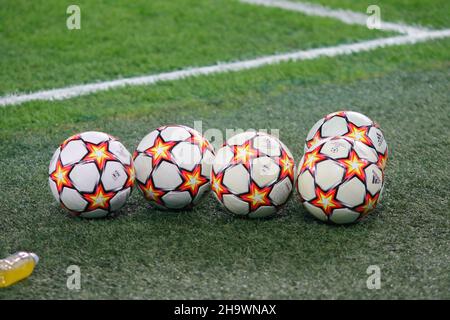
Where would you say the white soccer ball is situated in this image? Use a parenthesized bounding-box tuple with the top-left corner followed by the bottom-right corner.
(297, 136, 384, 224)
(48, 131, 135, 218)
(133, 125, 215, 210)
(305, 111, 388, 170)
(211, 131, 295, 218)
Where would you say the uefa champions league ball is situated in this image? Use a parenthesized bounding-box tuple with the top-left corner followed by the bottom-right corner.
(48, 131, 135, 218)
(297, 136, 384, 224)
(133, 125, 215, 210)
(211, 131, 295, 218)
(305, 111, 388, 170)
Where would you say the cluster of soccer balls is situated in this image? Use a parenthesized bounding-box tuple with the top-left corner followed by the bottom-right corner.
(48, 111, 387, 224)
(297, 111, 387, 224)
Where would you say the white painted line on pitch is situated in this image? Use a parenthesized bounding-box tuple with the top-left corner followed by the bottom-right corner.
(1, 29, 449, 107)
(240, 0, 428, 35)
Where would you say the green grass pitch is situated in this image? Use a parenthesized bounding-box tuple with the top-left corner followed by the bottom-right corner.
(0, 0, 449, 299)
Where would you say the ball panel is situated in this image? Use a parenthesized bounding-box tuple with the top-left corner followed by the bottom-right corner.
(306, 118, 325, 140)
(60, 140, 88, 166)
(134, 153, 153, 184)
(212, 146, 234, 173)
(297, 170, 315, 201)
(48, 178, 60, 202)
(248, 206, 277, 218)
(136, 130, 159, 152)
(80, 131, 110, 144)
(365, 164, 383, 196)
(60, 188, 87, 212)
(70, 162, 100, 193)
(160, 126, 191, 142)
(303, 202, 327, 222)
(378, 183, 385, 202)
(152, 161, 182, 190)
(253, 134, 281, 157)
(171, 142, 201, 171)
(101, 161, 127, 192)
(110, 188, 131, 212)
(250, 156, 280, 188)
(330, 208, 360, 224)
(222, 194, 249, 215)
(346, 111, 372, 127)
(315, 160, 345, 191)
(201, 149, 215, 178)
(161, 191, 192, 209)
(269, 177, 292, 206)
(354, 141, 378, 163)
(222, 164, 250, 194)
(336, 177, 365, 207)
(226, 131, 256, 146)
(297, 155, 304, 175)
(109, 140, 132, 165)
(321, 116, 348, 137)
(49, 147, 61, 174)
(192, 183, 211, 205)
(320, 139, 351, 159)
(368, 126, 388, 154)
(280, 140, 294, 159)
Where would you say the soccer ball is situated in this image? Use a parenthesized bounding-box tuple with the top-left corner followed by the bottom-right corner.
(133, 125, 214, 210)
(305, 111, 388, 170)
(48, 131, 135, 218)
(211, 131, 295, 218)
(296, 136, 383, 224)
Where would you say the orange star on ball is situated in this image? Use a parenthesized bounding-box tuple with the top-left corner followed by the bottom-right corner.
(241, 182, 272, 211)
(179, 166, 208, 196)
(49, 159, 73, 193)
(145, 136, 176, 167)
(83, 184, 115, 211)
(310, 187, 342, 215)
(83, 141, 116, 170)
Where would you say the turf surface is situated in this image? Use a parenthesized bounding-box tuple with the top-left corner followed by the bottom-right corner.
(305, 0, 450, 28)
(0, 0, 449, 300)
(0, 0, 390, 95)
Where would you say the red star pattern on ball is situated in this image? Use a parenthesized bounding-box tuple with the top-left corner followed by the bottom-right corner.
(83, 141, 116, 170)
(240, 182, 272, 211)
(356, 193, 380, 216)
(179, 166, 208, 196)
(211, 171, 229, 201)
(339, 150, 368, 181)
(83, 184, 115, 211)
(301, 148, 326, 174)
(306, 131, 323, 149)
(61, 134, 81, 148)
(231, 141, 258, 169)
(49, 159, 73, 193)
(310, 187, 342, 215)
(124, 165, 136, 188)
(325, 111, 346, 120)
(187, 131, 212, 153)
(145, 136, 176, 167)
(377, 152, 388, 170)
(344, 123, 373, 146)
(139, 178, 165, 205)
(278, 149, 294, 181)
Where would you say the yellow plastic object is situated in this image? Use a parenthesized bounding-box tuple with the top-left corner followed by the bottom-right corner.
(0, 252, 39, 288)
